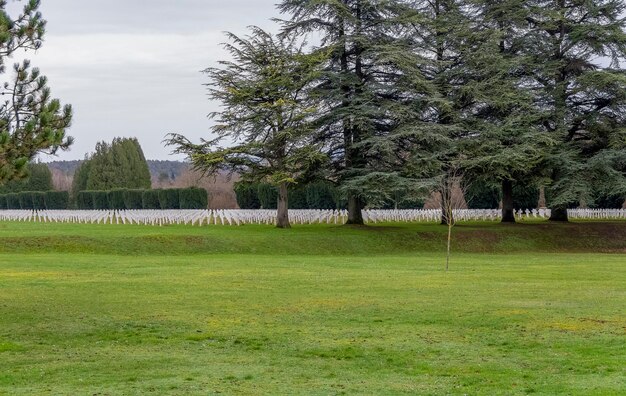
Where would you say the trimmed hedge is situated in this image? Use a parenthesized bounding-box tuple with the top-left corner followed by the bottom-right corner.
(124, 189, 144, 210)
(235, 182, 346, 209)
(0, 188, 219, 211)
(45, 191, 69, 209)
(6, 193, 20, 209)
(93, 191, 110, 210)
(31, 192, 46, 210)
(158, 188, 180, 209)
(142, 189, 161, 209)
(77, 191, 95, 210)
(18, 192, 34, 209)
(234, 183, 261, 209)
(108, 189, 127, 210)
(179, 187, 208, 209)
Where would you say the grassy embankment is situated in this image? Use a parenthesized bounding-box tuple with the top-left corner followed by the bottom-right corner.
(0, 221, 624, 394)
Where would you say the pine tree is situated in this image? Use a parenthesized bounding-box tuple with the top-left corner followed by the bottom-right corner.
(451, 0, 553, 223)
(167, 28, 325, 228)
(86, 141, 116, 190)
(70, 158, 91, 203)
(278, 0, 440, 224)
(522, 0, 626, 221)
(83, 138, 151, 191)
(0, 1, 72, 184)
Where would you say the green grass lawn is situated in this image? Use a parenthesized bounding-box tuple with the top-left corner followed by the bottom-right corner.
(0, 221, 625, 395)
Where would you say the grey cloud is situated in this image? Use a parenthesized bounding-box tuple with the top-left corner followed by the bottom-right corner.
(21, 0, 280, 161)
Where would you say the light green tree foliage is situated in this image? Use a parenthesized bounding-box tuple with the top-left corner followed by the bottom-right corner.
(0, 0, 72, 184)
(522, 0, 626, 221)
(167, 28, 325, 228)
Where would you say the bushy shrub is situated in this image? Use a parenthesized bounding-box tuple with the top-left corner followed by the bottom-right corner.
(179, 187, 208, 209)
(6, 193, 20, 209)
(31, 192, 46, 210)
(0, 195, 6, 209)
(108, 189, 127, 210)
(18, 192, 34, 209)
(92, 190, 110, 210)
(77, 191, 95, 209)
(158, 188, 180, 209)
(142, 189, 161, 209)
(124, 189, 144, 209)
(45, 191, 69, 210)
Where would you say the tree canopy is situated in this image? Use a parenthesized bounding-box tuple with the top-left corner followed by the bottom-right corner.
(71, 138, 151, 198)
(167, 0, 626, 221)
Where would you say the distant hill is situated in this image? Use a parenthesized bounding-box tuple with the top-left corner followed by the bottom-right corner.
(46, 160, 83, 176)
(147, 160, 190, 181)
(46, 159, 190, 180)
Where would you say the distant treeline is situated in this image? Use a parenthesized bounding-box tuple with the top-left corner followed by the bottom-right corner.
(47, 159, 190, 180)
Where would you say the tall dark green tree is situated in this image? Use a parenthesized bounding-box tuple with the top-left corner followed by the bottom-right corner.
(278, 0, 439, 224)
(0, 1, 72, 184)
(86, 137, 151, 190)
(451, 0, 554, 223)
(70, 157, 91, 203)
(523, 0, 626, 221)
(167, 28, 325, 228)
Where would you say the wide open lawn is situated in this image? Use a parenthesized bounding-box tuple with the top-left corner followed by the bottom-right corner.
(0, 222, 625, 395)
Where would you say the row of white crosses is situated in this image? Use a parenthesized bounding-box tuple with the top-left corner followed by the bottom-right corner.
(0, 208, 624, 225)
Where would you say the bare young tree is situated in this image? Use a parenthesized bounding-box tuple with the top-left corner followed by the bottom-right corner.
(440, 165, 468, 271)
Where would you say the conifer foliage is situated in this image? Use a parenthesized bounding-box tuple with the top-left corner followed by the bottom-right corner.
(0, 0, 73, 184)
(167, 28, 326, 228)
(167, 0, 626, 222)
(71, 137, 151, 199)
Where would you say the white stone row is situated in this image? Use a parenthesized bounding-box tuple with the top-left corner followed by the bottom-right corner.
(0, 208, 623, 226)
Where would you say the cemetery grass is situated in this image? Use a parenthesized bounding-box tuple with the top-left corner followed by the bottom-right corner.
(0, 222, 625, 395)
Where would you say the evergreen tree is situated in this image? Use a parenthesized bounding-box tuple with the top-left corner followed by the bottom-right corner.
(0, 1, 72, 184)
(86, 141, 116, 190)
(70, 158, 91, 203)
(522, 0, 626, 221)
(85, 137, 151, 190)
(167, 28, 325, 228)
(278, 0, 439, 224)
(406, 0, 551, 223)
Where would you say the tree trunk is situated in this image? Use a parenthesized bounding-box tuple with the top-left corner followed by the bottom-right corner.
(440, 192, 448, 225)
(501, 179, 516, 223)
(446, 221, 452, 271)
(346, 194, 364, 225)
(549, 206, 569, 222)
(276, 183, 290, 229)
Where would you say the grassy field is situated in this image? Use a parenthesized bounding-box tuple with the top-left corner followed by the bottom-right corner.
(0, 221, 625, 395)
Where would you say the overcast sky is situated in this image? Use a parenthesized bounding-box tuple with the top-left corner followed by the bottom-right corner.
(7, 0, 280, 161)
